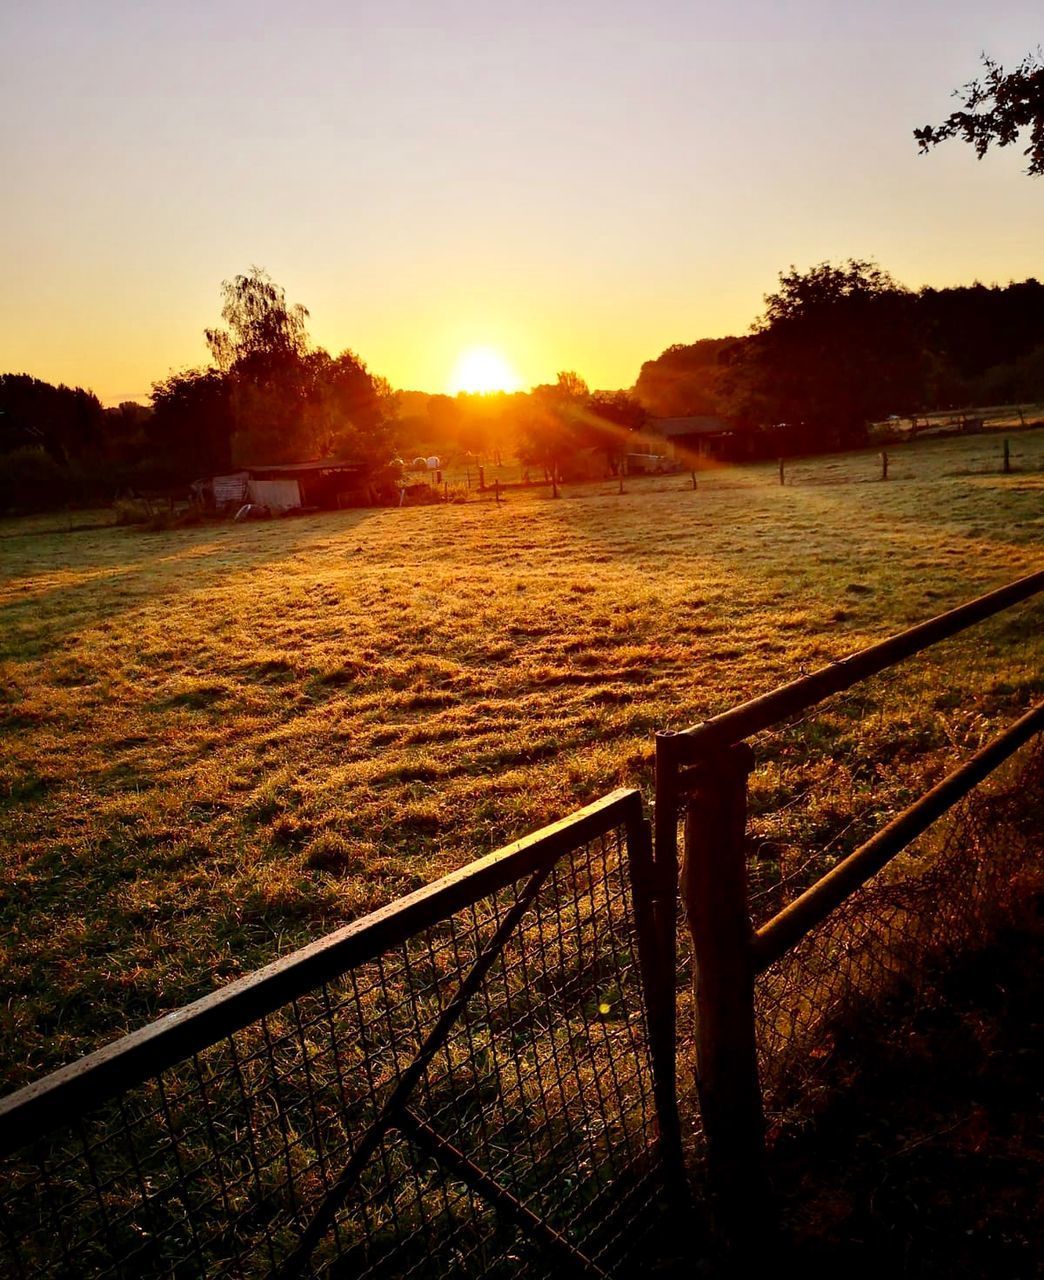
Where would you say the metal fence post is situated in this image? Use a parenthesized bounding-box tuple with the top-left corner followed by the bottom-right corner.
(680, 741, 770, 1253)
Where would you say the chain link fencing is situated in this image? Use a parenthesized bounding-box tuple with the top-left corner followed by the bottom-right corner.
(753, 732, 1042, 1122)
(0, 793, 677, 1280)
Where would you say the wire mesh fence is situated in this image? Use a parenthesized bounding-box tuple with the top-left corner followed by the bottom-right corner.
(0, 792, 674, 1280)
(741, 606, 1042, 927)
(660, 587, 1042, 1186)
(753, 731, 1043, 1123)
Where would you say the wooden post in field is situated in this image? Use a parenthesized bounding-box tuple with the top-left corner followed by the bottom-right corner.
(778, 457, 785, 486)
(1017, 405, 1026, 427)
(478, 465, 486, 491)
(618, 471, 625, 495)
(443, 479, 449, 502)
(681, 742, 770, 1255)
(495, 478, 501, 504)
(1003, 439, 1011, 474)
(466, 466, 471, 490)
(691, 469, 697, 490)
(880, 450, 889, 481)
(552, 468, 559, 499)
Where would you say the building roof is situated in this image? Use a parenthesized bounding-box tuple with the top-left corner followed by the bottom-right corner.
(247, 459, 367, 476)
(649, 416, 732, 437)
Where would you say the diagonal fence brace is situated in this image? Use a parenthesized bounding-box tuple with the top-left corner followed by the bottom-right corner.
(397, 1107, 607, 1280)
(277, 862, 554, 1280)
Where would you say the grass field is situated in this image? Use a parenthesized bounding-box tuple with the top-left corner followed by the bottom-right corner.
(1, 432, 1042, 1089)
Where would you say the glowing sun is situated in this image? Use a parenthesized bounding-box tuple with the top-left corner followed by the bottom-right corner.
(449, 347, 522, 395)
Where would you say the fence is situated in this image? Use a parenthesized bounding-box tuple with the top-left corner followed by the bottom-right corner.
(1, 573, 1042, 1275)
(655, 569, 1044, 1249)
(0, 791, 686, 1279)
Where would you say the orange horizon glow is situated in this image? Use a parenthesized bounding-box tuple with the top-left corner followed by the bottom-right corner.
(447, 347, 524, 396)
(2, 5, 1042, 408)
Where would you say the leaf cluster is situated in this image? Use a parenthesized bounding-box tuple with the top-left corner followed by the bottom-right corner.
(915, 51, 1044, 176)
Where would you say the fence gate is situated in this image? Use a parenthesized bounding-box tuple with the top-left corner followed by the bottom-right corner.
(0, 789, 682, 1279)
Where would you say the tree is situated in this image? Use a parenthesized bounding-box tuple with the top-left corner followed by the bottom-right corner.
(200, 268, 398, 466)
(305, 348, 397, 464)
(203, 267, 314, 464)
(150, 368, 235, 478)
(583, 390, 646, 472)
(205, 267, 310, 371)
(915, 51, 1044, 176)
(516, 372, 590, 478)
(633, 338, 739, 417)
(726, 260, 926, 451)
(102, 401, 153, 466)
(0, 447, 72, 514)
(0, 374, 104, 465)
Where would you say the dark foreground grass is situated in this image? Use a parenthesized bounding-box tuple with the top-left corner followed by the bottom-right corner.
(772, 896, 1043, 1278)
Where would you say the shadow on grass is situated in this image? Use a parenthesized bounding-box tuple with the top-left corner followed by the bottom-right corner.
(0, 508, 379, 660)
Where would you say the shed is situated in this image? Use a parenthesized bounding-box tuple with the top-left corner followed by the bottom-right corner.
(246, 460, 371, 509)
(191, 471, 249, 513)
(192, 460, 374, 514)
(648, 416, 740, 462)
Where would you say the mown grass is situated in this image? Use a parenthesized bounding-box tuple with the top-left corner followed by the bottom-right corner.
(1, 432, 1042, 1089)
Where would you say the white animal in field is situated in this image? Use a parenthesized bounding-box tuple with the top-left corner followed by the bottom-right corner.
(425, 456, 440, 470)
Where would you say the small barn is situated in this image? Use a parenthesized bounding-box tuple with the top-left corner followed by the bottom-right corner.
(191, 471, 249, 512)
(246, 460, 371, 510)
(193, 460, 372, 514)
(648, 416, 739, 463)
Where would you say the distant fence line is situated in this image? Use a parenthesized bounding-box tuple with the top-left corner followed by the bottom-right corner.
(469, 429, 1043, 500)
(1, 571, 1042, 1275)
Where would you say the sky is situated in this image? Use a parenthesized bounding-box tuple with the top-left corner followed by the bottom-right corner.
(1, 1, 1041, 404)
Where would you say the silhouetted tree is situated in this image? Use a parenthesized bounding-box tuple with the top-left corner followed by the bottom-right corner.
(0, 448, 72, 513)
(200, 268, 398, 465)
(205, 267, 310, 371)
(583, 390, 647, 471)
(634, 338, 739, 417)
(102, 401, 153, 466)
(917, 278, 1044, 380)
(426, 394, 460, 447)
(0, 374, 104, 465)
(517, 372, 590, 478)
(454, 392, 515, 461)
(916, 51, 1044, 176)
(306, 348, 397, 464)
(726, 260, 926, 451)
(150, 369, 234, 478)
(202, 268, 314, 463)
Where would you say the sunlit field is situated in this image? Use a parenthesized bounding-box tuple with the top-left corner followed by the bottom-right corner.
(1, 432, 1042, 1089)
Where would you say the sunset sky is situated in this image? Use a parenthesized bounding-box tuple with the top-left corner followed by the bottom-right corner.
(2, 1, 1041, 405)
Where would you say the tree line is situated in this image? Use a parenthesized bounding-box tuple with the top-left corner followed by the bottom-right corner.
(3, 261, 1044, 514)
(3, 48, 1042, 513)
(636, 265, 1044, 455)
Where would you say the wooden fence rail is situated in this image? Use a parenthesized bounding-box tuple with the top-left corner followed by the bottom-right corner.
(659, 570, 1043, 1256)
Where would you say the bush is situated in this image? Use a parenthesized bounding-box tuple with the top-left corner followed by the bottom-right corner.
(113, 498, 205, 531)
(0, 448, 71, 513)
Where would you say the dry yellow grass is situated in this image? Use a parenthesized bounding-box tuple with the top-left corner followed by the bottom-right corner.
(1, 432, 1042, 1088)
